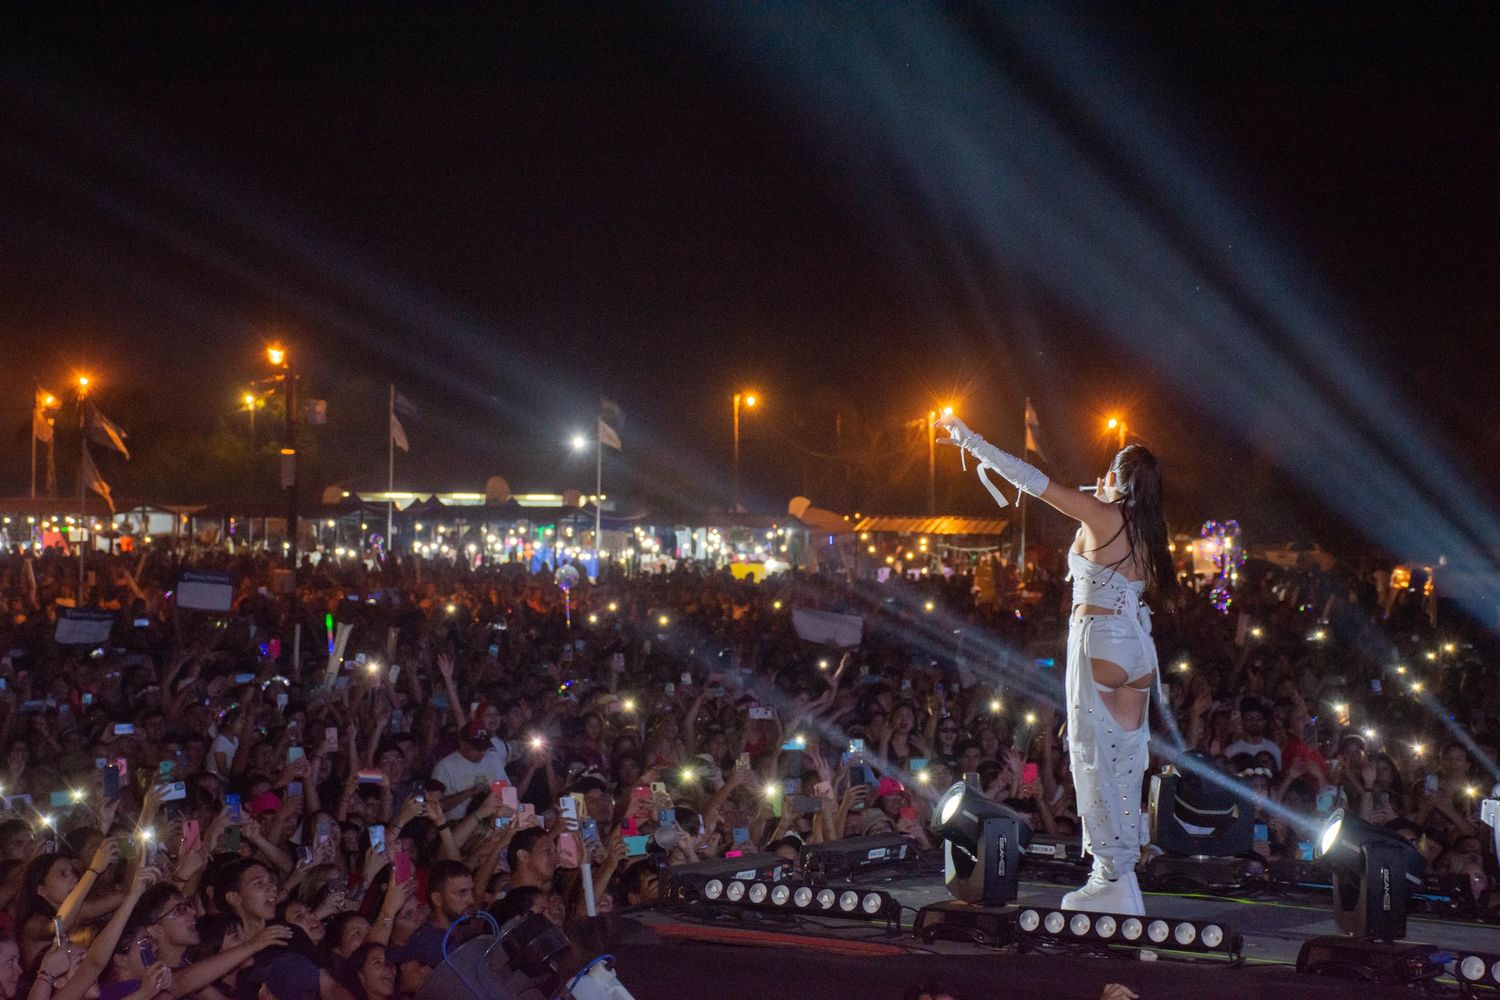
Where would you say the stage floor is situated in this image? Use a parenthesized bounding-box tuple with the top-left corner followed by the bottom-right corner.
(613, 862, 1497, 999)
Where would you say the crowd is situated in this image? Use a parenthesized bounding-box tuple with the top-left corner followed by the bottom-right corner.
(0, 538, 1494, 1000)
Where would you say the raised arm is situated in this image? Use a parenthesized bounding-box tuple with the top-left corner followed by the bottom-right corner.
(935, 415, 1119, 529)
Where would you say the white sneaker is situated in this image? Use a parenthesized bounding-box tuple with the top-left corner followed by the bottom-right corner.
(1060, 870, 1142, 915)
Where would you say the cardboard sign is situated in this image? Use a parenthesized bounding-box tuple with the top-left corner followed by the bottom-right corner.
(177, 571, 234, 612)
(55, 609, 116, 646)
(792, 608, 863, 649)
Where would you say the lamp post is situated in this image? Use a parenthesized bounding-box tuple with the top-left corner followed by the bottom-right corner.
(927, 405, 953, 516)
(75, 375, 90, 597)
(268, 346, 298, 575)
(732, 391, 759, 512)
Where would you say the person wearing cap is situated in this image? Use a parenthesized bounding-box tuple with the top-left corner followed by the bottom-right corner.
(431, 721, 508, 820)
(860, 778, 932, 847)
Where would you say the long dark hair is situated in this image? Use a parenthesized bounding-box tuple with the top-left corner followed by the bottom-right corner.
(1111, 445, 1179, 606)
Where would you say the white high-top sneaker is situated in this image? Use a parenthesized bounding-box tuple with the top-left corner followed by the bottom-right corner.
(1060, 870, 1139, 914)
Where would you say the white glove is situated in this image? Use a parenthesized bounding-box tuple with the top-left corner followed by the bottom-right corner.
(935, 415, 1050, 501)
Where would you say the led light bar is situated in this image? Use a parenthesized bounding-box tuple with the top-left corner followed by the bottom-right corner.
(1013, 907, 1241, 958)
(663, 853, 795, 901)
(671, 877, 901, 923)
(1451, 950, 1500, 989)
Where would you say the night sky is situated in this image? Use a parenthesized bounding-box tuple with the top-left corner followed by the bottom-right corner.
(2, 4, 1497, 552)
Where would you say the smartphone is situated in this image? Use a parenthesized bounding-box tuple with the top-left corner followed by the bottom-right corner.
(790, 796, 822, 814)
(159, 760, 175, 779)
(898, 806, 918, 822)
(747, 706, 773, 721)
(225, 793, 243, 824)
(732, 826, 750, 844)
(370, 824, 387, 854)
(288, 781, 303, 798)
(50, 791, 71, 808)
(1022, 763, 1039, 785)
(1315, 787, 1336, 814)
(288, 746, 305, 764)
(316, 817, 334, 846)
(233, 673, 256, 685)
(324, 727, 339, 752)
(102, 765, 119, 801)
(393, 850, 414, 884)
(114, 723, 135, 735)
(414, 788, 426, 805)
(181, 820, 200, 855)
(649, 781, 667, 799)
(658, 808, 676, 827)
(53, 917, 65, 948)
(849, 739, 865, 755)
(115, 757, 128, 778)
(680, 672, 692, 686)
(501, 786, 520, 810)
(81, 692, 93, 705)
(581, 818, 602, 853)
(1424, 773, 1439, 794)
(157, 782, 187, 803)
(134, 618, 150, 628)
(908, 757, 928, 773)
(1254, 822, 1269, 842)
(225, 827, 241, 851)
(1370, 678, 1383, 693)
(490, 781, 509, 800)
(275, 693, 288, 711)
(735, 752, 751, 772)
(623, 835, 650, 857)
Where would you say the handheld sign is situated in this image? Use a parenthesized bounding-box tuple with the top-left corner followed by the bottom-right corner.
(55, 609, 115, 646)
(177, 571, 234, 612)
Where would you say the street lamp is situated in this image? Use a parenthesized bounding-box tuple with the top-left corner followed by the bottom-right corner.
(74, 375, 93, 595)
(570, 433, 587, 451)
(267, 344, 298, 574)
(732, 390, 760, 512)
(242, 391, 259, 442)
(927, 405, 955, 516)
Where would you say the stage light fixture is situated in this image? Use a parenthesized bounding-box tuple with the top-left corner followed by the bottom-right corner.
(680, 879, 900, 923)
(800, 834, 917, 878)
(663, 853, 795, 902)
(914, 782, 1033, 944)
(929, 781, 1031, 904)
(725, 881, 746, 902)
(747, 883, 768, 904)
(1296, 808, 1443, 985)
(1011, 908, 1242, 958)
(1146, 759, 1255, 891)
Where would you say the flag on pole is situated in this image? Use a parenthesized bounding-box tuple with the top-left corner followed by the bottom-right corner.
(600, 396, 625, 431)
(87, 404, 130, 459)
(80, 446, 115, 513)
(394, 392, 420, 422)
(32, 387, 57, 444)
(1023, 397, 1046, 460)
(390, 411, 409, 453)
(597, 417, 621, 451)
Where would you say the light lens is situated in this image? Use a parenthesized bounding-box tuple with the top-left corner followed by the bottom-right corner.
(725, 881, 746, 902)
(1147, 920, 1170, 943)
(1069, 914, 1091, 936)
(1094, 916, 1117, 939)
(1318, 814, 1343, 857)
(1018, 909, 1041, 932)
(1043, 912, 1065, 934)
(861, 893, 884, 915)
(939, 789, 963, 825)
(793, 887, 813, 908)
(1200, 924, 1223, 948)
(839, 891, 859, 912)
(816, 889, 836, 910)
(1121, 918, 1143, 941)
(771, 885, 791, 906)
(748, 883, 769, 904)
(1173, 923, 1197, 945)
(1458, 956, 1485, 981)
(703, 879, 724, 901)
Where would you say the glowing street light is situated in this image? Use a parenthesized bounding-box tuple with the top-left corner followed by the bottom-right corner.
(266, 345, 286, 367)
(732, 390, 762, 511)
(1105, 415, 1127, 449)
(570, 433, 588, 451)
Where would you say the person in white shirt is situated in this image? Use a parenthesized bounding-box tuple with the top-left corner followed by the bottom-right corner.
(431, 720, 508, 819)
(1222, 699, 1282, 769)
